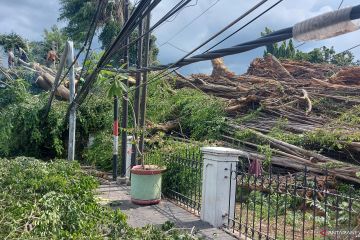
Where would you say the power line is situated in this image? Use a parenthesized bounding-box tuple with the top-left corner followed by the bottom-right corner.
(122, 28, 292, 74)
(73, 0, 154, 108)
(158, 0, 220, 48)
(203, 0, 284, 52)
(126, 0, 281, 90)
(338, 0, 345, 9)
(337, 43, 360, 55)
(58, 0, 106, 87)
(108, 0, 269, 76)
(166, 42, 189, 53)
(69, 0, 194, 112)
(166, 0, 199, 22)
(128, 0, 271, 88)
(142, 2, 360, 79)
(104, 0, 191, 65)
(296, 0, 346, 50)
(295, 42, 306, 48)
(43, 0, 104, 117)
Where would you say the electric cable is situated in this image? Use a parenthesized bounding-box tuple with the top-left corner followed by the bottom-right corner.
(43, 0, 104, 117)
(338, 0, 345, 9)
(165, 0, 199, 22)
(131, 1, 360, 90)
(166, 42, 189, 53)
(296, 0, 346, 49)
(120, 0, 281, 90)
(203, 0, 284, 53)
(57, 0, 106, 87)
(336, 42, 360, 55)
(158, 0, 220, 48)
(105, 0, 271, 92)
(70, 0, 195, 111)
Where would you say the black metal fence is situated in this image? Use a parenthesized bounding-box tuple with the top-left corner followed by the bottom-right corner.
(226, 161, 360, 240)
(145, 149, 203, 214)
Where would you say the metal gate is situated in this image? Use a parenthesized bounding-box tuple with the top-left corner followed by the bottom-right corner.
(226, 163, 360, 240)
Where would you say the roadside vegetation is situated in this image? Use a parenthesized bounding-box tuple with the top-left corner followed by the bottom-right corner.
(1, 0, 360, 237)
(0, 156, 198, 239)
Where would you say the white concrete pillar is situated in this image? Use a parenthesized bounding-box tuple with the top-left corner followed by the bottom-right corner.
(118, 136, 133, 185)
(126, 136, 133, 178)
(200, 147, 241, 228)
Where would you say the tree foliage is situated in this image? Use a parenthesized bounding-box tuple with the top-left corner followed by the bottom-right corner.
(262, 27, 356, 66)
(59, 0, 124, 47)
(59, 0, 158, 65)
(43, 25, 68, 52)
(0, 33, 27, 51)
(147, 77, 226, 139)
(28, 25, 68, 64)
(0, 157, 198, 239)
(0, 79, 113, 159)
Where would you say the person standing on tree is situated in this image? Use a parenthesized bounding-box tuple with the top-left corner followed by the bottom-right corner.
(7, 48, 15, 68)
(16, 46, 29, 63)
(46, 47, 59, 68)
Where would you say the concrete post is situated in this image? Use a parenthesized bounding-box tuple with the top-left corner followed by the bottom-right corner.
(126, 136, 132, 178)
(200, 147, 241, 228)
(67, 41, 76, 161)
(117, 136, 133, 185)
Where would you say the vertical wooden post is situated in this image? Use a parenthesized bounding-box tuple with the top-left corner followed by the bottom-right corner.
(120, 0, 130, 178)
(67, 41, 76, 161)
(139, 13, 151, 155)
(131, 18, 143, 167)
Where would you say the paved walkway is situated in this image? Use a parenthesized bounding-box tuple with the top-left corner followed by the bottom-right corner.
(97, 181, 236, 240)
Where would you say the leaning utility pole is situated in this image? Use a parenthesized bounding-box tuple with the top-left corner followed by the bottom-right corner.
(139, 13, 151, 154)
(131, 17, 144, 167)
(67, 41, 76, 161)
(43, 44, 68, 118)
(120, 0, 130, 178)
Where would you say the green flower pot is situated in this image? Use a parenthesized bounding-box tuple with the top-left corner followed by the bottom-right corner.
(130, 165, 166, 205)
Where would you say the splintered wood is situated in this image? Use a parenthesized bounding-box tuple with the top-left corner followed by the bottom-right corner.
(173, 55, 360, 184)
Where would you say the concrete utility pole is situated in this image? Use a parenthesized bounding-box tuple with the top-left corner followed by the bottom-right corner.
(120, 0, 130, 178)
(67, 41, 76, 161)
(139, 13, 151, 155)
(112, 95, 119, 180)
(131, 17, 144, 167)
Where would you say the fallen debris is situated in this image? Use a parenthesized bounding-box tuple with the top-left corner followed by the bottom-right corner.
(172, 55, 360, 184)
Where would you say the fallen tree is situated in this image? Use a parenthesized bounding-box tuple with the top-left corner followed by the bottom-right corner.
(17, 59, 70, 100)
(171, 54, 360, 184)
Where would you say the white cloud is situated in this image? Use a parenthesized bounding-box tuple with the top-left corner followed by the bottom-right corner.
(1, 0, 360, 73)
(0, 0, 61, 41)
(152, 0, 360, 74)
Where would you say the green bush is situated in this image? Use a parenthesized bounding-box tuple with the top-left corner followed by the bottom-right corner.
(0, 157, 128, 239)
(0, 157, 199, 239)
(147, 77, 226, 140)
(0, 80, 113, 161)
(82, 131, 113, 171)
(0, 82, 66, 157)
(1, 75, 224, 170)
(145, 140, 206, 198)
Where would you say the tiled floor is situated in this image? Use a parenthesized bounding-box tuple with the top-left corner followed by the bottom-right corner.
(97, 181, 237, 240)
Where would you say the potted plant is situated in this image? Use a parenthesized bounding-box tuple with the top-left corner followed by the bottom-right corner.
(130, 136, 166, 205)
(130, 162, 166, 205)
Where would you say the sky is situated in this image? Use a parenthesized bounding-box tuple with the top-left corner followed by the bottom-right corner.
(1, 0, 360, 74)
